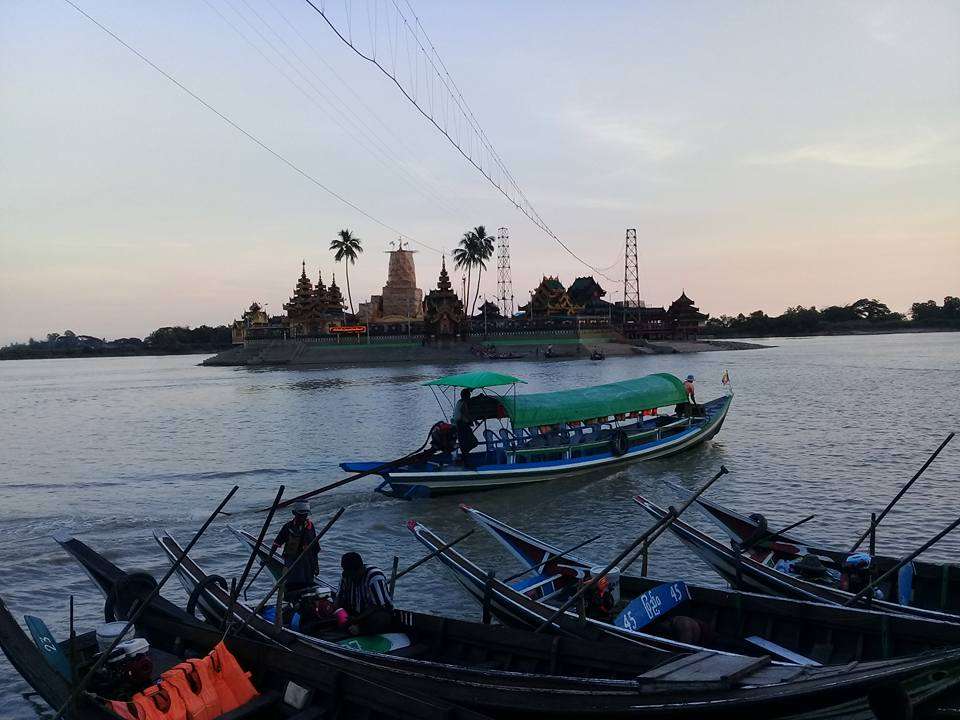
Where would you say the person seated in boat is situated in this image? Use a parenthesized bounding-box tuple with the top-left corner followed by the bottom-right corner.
(648, 615, 717, 646)
(336, 552, 394, 636)
(840, 553, 882, 599)
(270, 500, 320, 596)
(453, 388, 479, 465)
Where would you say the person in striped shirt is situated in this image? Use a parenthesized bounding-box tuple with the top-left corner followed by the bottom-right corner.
(337, 552, 393, 635)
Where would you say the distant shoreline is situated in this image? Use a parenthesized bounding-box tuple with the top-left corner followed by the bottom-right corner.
(705, 326, 960, 341)
(0, 347, 229, 361)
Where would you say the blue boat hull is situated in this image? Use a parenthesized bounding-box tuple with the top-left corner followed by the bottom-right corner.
(342, 394, 732, 498)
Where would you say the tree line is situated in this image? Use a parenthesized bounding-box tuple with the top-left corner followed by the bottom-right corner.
(706, 296, 960, 337)
(1, 325, 233, 359)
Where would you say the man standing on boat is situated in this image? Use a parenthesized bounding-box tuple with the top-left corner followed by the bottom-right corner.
(270, 501, 319, 595)
(453, 388, 478, 465)
(683, 374, 696, 404)
(337, 552, 393, 635)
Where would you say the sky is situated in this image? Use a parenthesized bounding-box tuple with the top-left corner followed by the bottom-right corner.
(1, 0, 958, 342)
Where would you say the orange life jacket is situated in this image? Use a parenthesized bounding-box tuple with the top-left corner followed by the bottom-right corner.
(120, 684, 187, 720)
(208, 642, 258, 709)
(160, 663, 221, 720)
(107, 700, 139, 720)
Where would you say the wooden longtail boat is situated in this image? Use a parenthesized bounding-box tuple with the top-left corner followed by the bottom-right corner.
(632, 494, 960, 623)
(684, 490, 960, 616)
(46, 529, 953, 718)
(404, 520, 960, 717)
(0, 575, 488, 719)
(161, 527, 960, 719)
(451, 506, 960, 664)
(341, 371, 732, 498)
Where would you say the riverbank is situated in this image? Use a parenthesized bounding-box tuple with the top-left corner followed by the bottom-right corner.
(202, 337, 769, 366)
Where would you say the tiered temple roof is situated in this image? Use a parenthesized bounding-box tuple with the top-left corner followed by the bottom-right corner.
(283, 261, 316, 317)
(423, 256, 466, 337)
(521, 275, 582, 317)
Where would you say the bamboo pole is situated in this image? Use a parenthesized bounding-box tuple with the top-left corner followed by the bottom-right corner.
(393, 530, 474, 583)
(535, 466, 728, 632)
(849, 433, 954, 553)
(223, 486, 284, 634)
(844, 511, 960, 608)
(229, 507, 345, 638)
(52, 486, 239, 720)
(502, 533, 603, 584)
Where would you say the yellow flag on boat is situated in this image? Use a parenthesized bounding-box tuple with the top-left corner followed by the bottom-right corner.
(721, 369, 730, 385)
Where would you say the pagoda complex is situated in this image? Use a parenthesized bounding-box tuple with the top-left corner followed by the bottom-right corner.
(282, 261, 346, 337)
(423, 257, 466, 338)
(358, 244, 424, 323)
(520, 276, 583, 317)
(667, 291, 708, 339)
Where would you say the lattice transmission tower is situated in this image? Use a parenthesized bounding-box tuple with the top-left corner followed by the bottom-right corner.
(623, 228, 640, 321)
(496, 228, 514, 317)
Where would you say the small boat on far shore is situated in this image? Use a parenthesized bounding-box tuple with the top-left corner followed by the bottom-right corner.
(341, 371, 732, 498)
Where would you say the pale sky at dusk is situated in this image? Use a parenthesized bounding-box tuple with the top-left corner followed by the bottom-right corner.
(1, 0, 958, 342)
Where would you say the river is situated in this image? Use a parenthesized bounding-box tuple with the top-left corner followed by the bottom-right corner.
(1, 332, 958, 717)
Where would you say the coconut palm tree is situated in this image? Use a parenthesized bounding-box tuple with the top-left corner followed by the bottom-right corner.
(452, 234, 475, 309)
(464, 226, 494, 315)
(330, 229, 363, 316)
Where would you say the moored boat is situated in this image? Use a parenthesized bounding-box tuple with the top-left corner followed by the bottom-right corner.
(0, 565, 486, 719)
(685, 490, 960, 616)
(633, 494, 960, 623)
(341, 371, 732, 498)
(413, 505, 960, 666)
(147, 527, 960, 718)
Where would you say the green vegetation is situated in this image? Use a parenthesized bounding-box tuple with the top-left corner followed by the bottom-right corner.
(330, 228, 363, 316)
(707, 296, 960, 337)
(453, 225, 495, 316)
(1, 325, 232, 360)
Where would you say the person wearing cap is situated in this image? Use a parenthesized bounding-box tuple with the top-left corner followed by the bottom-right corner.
(336, 552, 393, 635)
(270, 501, 319, 594)
(683, 374, 696, 404)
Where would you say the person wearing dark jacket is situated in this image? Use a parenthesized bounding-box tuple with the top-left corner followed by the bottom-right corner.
(270, 500, 319, 594)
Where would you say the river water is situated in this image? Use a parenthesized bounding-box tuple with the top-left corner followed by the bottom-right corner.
(1, 332, 958, 717)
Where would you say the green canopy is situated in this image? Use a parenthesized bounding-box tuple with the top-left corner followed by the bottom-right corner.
(424, 371, 526, 389)
(501, 373, 687, 429)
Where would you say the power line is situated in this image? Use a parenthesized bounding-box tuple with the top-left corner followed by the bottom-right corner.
(301, 0, 622, 283)
(58, 0, 441, 254)
(205, 0, 464, 224)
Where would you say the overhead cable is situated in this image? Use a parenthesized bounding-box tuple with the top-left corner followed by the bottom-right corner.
(59, 0, 440, 254)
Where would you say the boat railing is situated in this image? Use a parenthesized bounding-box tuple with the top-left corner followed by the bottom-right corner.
(485, 414, 697, 464)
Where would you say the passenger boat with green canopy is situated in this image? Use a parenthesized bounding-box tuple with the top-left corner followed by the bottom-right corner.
(341, 371, 732, 498)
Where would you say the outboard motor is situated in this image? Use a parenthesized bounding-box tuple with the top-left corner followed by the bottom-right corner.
(91, 636, 152, 698)
(585, 566, 621, 619)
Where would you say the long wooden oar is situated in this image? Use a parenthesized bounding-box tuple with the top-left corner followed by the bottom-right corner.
(251, 445, 437, 514)
(222, 486, 284, 634)
(844, 509, 960, 608)
(535, 466, 728, 633)
(502, 533, 603, 584)
(392, 530, 474, 586)
(737, 513, 816, 554)
(230, 507, 345, 639)
(53, 486, 239, 720)
(849, 432, 955, 553)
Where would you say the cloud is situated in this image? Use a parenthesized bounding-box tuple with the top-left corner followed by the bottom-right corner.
(564, 108, 689, 162)
(745, 129, 955, 170)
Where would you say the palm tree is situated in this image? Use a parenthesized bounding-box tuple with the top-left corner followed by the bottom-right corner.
(463, 225, 494, 315)
(330, 229, 363, 315)
(452, 234, 474, 309)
